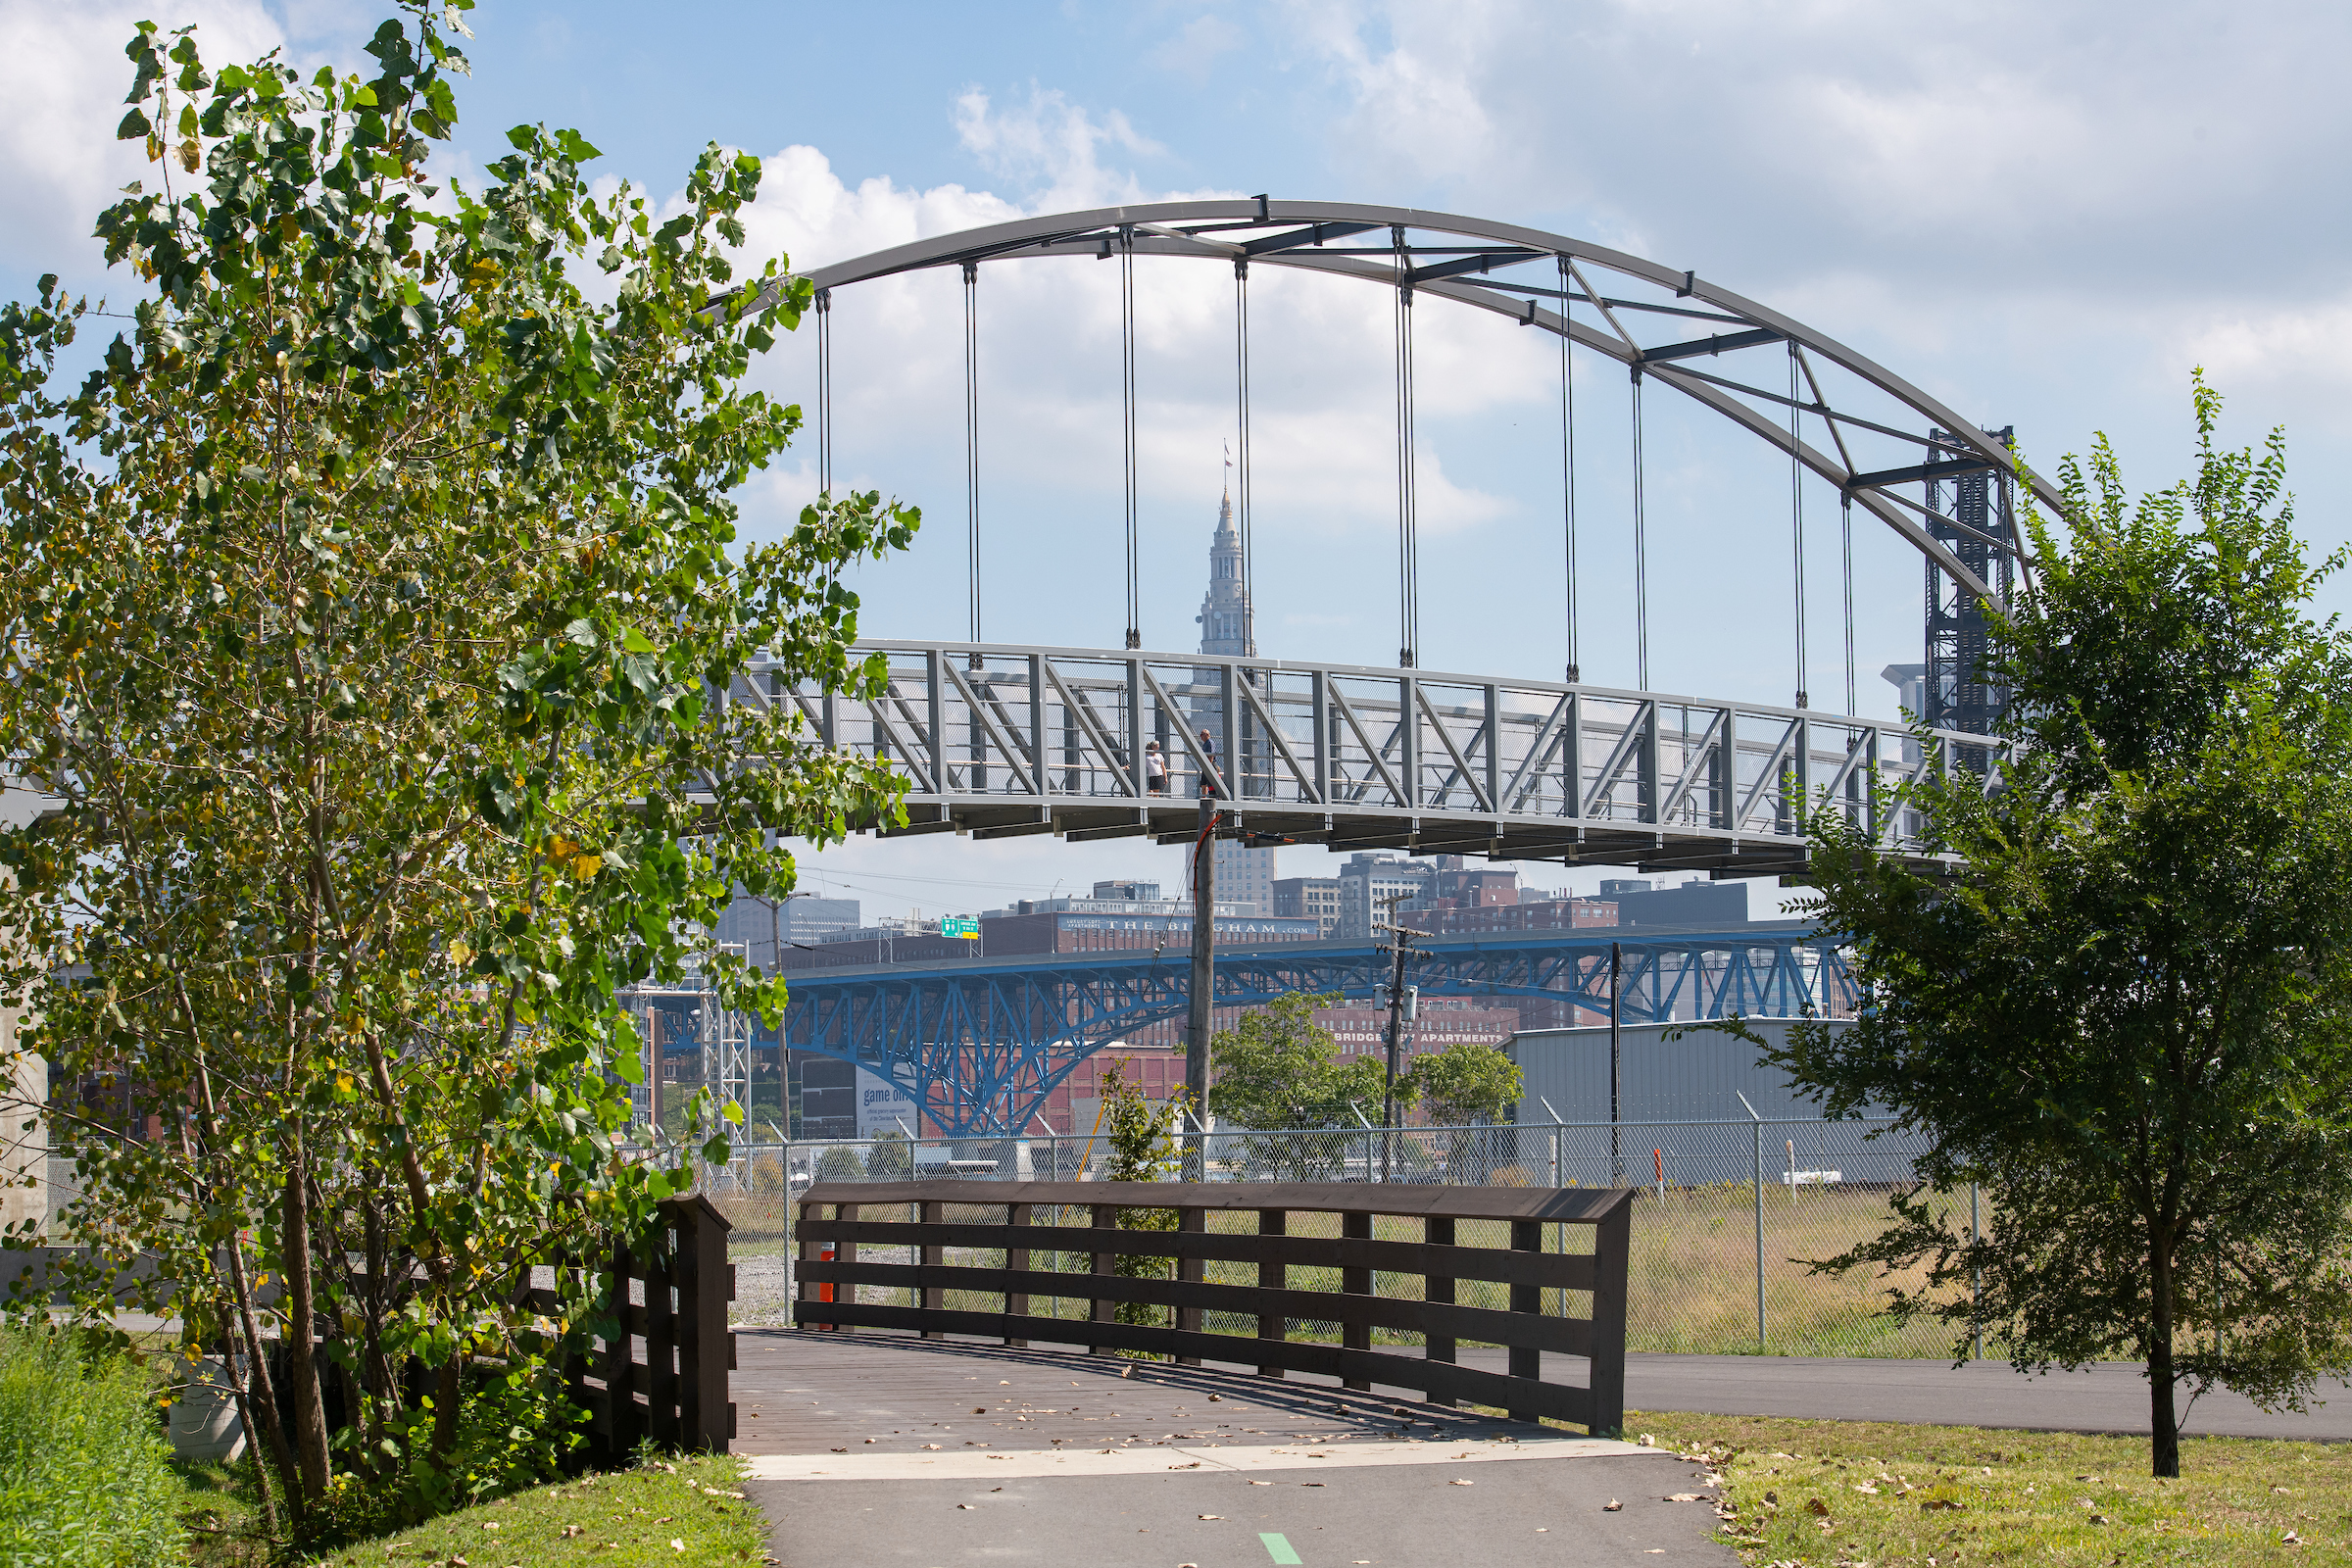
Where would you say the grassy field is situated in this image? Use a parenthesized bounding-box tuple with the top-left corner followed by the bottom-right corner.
(180, 1451, 766, 1567)
(1627, 1410, 2347, 1566)
(728, 1185, 1971, 1358)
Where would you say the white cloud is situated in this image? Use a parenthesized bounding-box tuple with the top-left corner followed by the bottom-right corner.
(951, 86, 1165, 211)
(1150, 13, 1246, 84)
(0, 1, 290, 283)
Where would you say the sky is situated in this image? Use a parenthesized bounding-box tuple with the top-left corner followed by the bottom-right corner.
(7, 0, 2348, 920)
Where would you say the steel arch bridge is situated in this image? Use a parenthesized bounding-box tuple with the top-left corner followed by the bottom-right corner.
(716, 201, 2050, 1134)
(739, 198, 2036, 871)
(774, 923, 1851, 1137)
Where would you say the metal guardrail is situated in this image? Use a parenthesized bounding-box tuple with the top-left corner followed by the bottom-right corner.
(739, 641, 2014, 874)
(794, 1179, 1632, 1434)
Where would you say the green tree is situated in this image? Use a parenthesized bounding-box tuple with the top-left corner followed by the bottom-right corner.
(1402, 1039, 1524, 1183)
(1401, 1039, 1523, 1125)
(865, 1129, 913, 1180)
(1206, 991, 1383, 1130)
(1100, 1060, 1183, 1338)
(1775, 377, 2352, 1479)
(0, 5, 914, 1530)
(814, 1144, 865, 1183)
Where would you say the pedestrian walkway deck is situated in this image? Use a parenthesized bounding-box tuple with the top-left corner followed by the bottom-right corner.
(735, 1331, 1722, 1566)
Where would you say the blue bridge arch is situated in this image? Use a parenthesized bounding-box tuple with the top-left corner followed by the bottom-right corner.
(770, 921, 1851, 1136)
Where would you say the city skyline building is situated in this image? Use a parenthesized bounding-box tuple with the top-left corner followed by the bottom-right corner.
(1195, 481, 1278, 911)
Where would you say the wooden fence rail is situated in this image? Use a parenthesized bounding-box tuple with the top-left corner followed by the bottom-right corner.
(793, 1180, 1631, 1435)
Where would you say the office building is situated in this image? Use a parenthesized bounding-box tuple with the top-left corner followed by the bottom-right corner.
(1273, 876, 1343, 937)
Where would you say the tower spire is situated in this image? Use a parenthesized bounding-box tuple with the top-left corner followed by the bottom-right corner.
(1198, 458, 1254, 658)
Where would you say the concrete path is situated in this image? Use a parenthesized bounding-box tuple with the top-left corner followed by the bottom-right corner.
(737, 1333, 1730, 1565)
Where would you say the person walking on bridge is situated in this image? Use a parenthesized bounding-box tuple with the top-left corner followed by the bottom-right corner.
(1144, 740, 1168, 795)
(1197, 726, 1221, 799)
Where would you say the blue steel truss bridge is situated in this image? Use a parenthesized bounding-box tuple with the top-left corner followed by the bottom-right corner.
(774, 921, 1850, 1137)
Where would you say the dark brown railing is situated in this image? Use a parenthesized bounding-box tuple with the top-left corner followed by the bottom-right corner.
(555, 1194, 737, 1454)
(793, 1181, 1631, 1435)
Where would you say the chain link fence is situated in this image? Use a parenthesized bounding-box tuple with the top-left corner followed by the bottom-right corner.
(706, 1118, 1979, 1359)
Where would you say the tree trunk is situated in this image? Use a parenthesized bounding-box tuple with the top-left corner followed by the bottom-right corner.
(429, 1355, 465, 1467)
(281, 1137, 332, 1499)
(2149, 1237, 2181, 1478)
(223, 1232, 303, 1519)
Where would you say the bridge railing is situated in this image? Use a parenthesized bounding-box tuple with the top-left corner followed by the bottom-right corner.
(721, 1118, 1980, 1361)
(739, 642, 2014, 862)
(793, 1178, 1633, 1435)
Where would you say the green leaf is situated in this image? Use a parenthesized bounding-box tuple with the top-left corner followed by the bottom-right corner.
(620, 625, 657, 656)
(116, 108, 152, 141)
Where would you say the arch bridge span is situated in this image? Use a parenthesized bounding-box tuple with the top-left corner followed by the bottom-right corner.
(746, 640, 2009, 876)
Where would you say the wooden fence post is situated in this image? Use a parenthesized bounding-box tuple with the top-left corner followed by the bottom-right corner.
(1589, 1198, 1631, 1437)
(1175, 1205, 1204, 1364)
(671, 1196, 735, 1451)
(1507, 1217, 1542, 1422)
(1089, 1201, 1116, 1354)
(1256, 1207, 1286, 1379)
(645, 1217, 677, 1446)
(1424, 1214, 1456, 1407)
(1341, 1210, 1372, 1391)
(1004, 1201, 1032, 1348)
(918, 1199, 945, 1340)
(603, 1237, 641, 1454)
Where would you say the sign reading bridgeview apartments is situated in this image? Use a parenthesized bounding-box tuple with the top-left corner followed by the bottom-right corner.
(1315, 1005, 1520, 1061)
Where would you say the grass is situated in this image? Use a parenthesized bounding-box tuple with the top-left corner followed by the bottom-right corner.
(177, 1452, 767, 1567)
(1625, 1410, 2350, 1566)
(751, 1188, 1973, 1358)
(301, 1452, 764, 1568)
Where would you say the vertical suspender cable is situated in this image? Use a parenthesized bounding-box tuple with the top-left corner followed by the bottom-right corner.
(1393, 226, 1419, 668)
(962, 260, 981, 649)
(815, 286, 833, 496)
(1233, 255, 1253, 649)
(1632, 368, 1649, 690)
(1120, 227, 1142, 649)
(1789, 341, 1808, 709)
(1559, 255, 1580, 685)
(1842, 492, 1857, 715)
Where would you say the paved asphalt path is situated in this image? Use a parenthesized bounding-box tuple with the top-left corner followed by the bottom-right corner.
(750, 1454, 1728, 1567)
(739, 1334, 1731, 1565)
(1623, 1352, 2352, 1441)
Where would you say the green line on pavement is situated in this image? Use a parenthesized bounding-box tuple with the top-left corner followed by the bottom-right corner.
(1260, 1532, 1303, 1565)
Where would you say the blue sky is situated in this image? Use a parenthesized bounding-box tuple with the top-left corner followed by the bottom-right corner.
(8, 0, 2349, 916)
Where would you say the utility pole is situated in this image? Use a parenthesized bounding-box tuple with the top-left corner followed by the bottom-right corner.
(1609, 940, 1624, 1184)
(1185, 792, 1219, 1131)
(1376, 897, 1423, 1182)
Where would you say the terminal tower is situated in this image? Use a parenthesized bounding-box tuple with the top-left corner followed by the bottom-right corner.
(1192, 479, 1276, 911)
(1195, 487, 1254, 658)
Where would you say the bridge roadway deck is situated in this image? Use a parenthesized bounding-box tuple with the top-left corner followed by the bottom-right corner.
(737, 1330, 1720, 1565)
